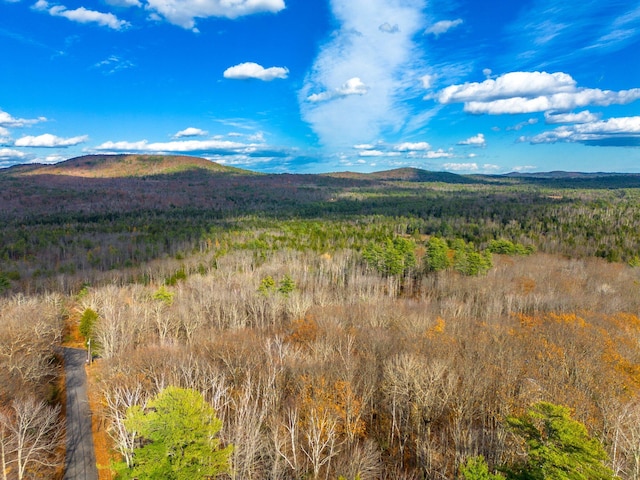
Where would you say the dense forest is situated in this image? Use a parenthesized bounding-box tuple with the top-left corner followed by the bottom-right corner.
(2, 154, 640, 479)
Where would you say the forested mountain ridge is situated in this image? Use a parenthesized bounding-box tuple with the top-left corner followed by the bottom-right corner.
(3, 154, 640, 479)
(6, 154, 248, 178)
(2, 154, 640, 291)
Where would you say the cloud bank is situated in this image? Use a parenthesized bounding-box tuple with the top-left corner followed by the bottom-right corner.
(224, 62, 288, 81)
(351, 141, 453, 161)
(144, 0, 285, 30)
(92, 137, 293, 162)
(0, 148, 29, 162)
(437, 71, 640, 114)
(526, 116, 640, 146)
(301, 0, 428, 149)
(14, 133, 88, 147)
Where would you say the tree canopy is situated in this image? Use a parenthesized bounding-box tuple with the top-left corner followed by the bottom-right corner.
(115, 386, 232, 479)
(505, 402, 617, 480)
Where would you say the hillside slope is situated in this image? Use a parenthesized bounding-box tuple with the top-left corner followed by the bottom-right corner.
(9, 154, 248, 178)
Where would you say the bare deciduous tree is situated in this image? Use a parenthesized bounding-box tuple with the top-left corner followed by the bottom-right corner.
(0, 397, 63, 480)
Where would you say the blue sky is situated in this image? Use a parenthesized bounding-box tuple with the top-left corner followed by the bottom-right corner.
(1, 0, 640, 173)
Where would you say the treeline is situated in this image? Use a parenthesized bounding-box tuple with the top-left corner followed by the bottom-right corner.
(2, 177, 640, 293)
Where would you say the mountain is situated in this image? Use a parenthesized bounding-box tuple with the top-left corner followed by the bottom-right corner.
(325, 167, 478, 184)
(8, 154, 248, 178)
(503, 171, 640, 179)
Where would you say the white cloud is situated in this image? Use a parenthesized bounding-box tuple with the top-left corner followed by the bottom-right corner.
(91, 138, 296, 159)
(223, 62, 288, 81)
(95, 139, 246, 152)
(443, 162, 478, 171)
(420, 74, 434, 89)
(35, 1, 130, 29)
(358, 150, 386, 157)
(0, 126, 10, 143)
(379, 22, 399, 33)
(527, 116, 640, 146)
(173, 127, 208, 139)
(14, 133, 88, 147)
(483, 164, 501, 171)
(544, 110, 600, 124)
(300, 0, 427, 148)
(143, 0, 285, 30)
(425, 18, 463, 37)
(438, 71, 576, 104)
(353, 143, 376, 150)
(105, 0, 141, 6)
(0, 109, 46, 128)
(0, 148, 29, 162)
(394, 141, 431, 151)
(425, 149, 454, 159)
(507, 118, 538, 131)
(437, 71, 640, 114)
(28, 154, 66, 164)
(512, 165, 537, 172)
(94, 55, 135, 74)
(307, 77, 369, 103)
(458, 133, 486, 147)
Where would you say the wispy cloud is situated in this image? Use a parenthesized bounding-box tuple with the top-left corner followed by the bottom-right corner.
(223, 62, 288, 81)
(300, 0, 428, 149)
(14, 133, 88, 147)
(587, 4, 640, 50)
(507, 118, 538, 131)
(33, 0, 130, 30)
(437, 71, 640, 114)
(94, 55, 135, 74)
(425, 18, 463, 37)
(504, 1, 640, 67)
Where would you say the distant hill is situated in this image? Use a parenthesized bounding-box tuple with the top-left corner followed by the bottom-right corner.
(503, 171, 640, 179)
(8, 154, 248, 178)
(4, 154, 640, 189)
(326, 167, 477, 184)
